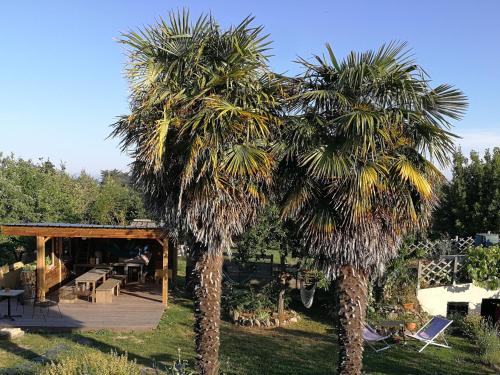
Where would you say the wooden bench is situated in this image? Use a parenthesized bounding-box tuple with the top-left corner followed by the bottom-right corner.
(95, 278, 121, 304)
(111, 274, 127, 285)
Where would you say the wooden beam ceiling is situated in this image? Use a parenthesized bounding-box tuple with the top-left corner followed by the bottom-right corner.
(0, 225, 166, 240)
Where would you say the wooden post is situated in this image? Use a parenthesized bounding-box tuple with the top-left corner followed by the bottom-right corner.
(452, 256, 458, 286)
(51, 238, 55, 267)
(58, 237, 63, 283)
(162, 239, 169, 306)
(36, 236, 46, 300)
(416, 260, 422, 291)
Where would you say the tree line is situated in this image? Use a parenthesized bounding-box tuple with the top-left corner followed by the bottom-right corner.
(432, 147, 500, 237)
(0, 153, 146, 264)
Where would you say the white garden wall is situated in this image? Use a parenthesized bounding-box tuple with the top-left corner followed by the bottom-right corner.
(417, 283, 500, 316)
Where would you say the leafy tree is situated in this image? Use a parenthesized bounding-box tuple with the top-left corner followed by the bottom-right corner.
(86, 172, 146, 225)
(233, 205, 301, 321)
(234, 205, 285, 263)
(0, 154, 89, 223)
(433, 148, 500, 237)
(101, 169, 131, 186)
(111, 11, 280, 375)
(280, 43, 466, 374)
(463, 245, 500, 290)
(0, 154, 147, 265)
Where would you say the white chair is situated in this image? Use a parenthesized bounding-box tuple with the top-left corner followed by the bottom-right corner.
(363, 324, 391, 352)
(407, 316, 453, 352)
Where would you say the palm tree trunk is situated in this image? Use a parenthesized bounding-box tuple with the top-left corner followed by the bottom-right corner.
(192, 242, 224, 375)
(336, 265, 368, 375)
(185, 250, 196, 295)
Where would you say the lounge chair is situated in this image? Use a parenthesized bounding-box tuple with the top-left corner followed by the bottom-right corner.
(407, 316, 453, 352)
(363, 324, 391, 352)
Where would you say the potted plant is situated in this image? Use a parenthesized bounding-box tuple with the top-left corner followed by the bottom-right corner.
(402, 311, 417, 332)
(20, 263, 36, 298)
(403, 302, 414, 311)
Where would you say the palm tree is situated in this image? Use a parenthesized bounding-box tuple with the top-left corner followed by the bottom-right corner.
(280, 43, 467, 374)
(111, 11, 280, 375)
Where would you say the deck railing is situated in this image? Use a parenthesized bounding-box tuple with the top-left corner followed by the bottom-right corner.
(45, 263, 70, 291)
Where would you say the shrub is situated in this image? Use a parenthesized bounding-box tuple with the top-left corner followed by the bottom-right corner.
(453, 313, 484, 338)
(477, 327, 500, 368)
(254, 308, 271, 321)
(222, 280, 287, 314)
(38, 348, 142, 375)
(455, 314, 500, 368)
(463, 245, 500, 290)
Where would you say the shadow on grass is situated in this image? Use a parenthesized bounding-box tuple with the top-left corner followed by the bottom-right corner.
(0, 340, 41, 365)
(220, 322, 335, 375)
(363, 337, 491, 375)
(272, 326, 335, 343)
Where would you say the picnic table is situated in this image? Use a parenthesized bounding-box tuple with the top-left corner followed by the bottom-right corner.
(0, 289, 24, 320)
(75, 268, 109, 303)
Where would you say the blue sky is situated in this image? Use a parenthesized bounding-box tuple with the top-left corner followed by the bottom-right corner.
(0, 0, 499, 176)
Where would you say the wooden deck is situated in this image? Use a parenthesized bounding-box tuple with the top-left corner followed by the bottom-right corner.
(0, 284, 165, 332)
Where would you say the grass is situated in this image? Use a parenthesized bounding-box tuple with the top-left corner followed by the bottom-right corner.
(0, 293, 495, 375)
(0, 262, 494, 374)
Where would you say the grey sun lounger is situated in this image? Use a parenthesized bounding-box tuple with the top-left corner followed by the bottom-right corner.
(363, 324, 391, 352)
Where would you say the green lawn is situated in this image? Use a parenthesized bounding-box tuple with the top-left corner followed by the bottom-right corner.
(0, 293, 494, 375)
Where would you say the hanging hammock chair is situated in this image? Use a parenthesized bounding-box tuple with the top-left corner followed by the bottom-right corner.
(300, 278, 317, 309)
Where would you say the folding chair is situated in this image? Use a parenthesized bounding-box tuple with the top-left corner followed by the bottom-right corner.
(363, 324, 391, 352)
(406, 316, 453, 352)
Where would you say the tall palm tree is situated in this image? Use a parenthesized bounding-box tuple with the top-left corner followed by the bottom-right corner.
(280, 43, 467, 374)
(111, 11, 280, 375)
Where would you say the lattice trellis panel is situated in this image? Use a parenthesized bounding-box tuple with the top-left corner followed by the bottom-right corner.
(408, 236, 474, 257)
(451, 237, 474, 253)
(419, 258, 454, 287)
(418, 255, 466, 288)
(407, 241, 437, 255)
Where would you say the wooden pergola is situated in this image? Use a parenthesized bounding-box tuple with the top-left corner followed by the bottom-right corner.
(0, 223, 175, 306)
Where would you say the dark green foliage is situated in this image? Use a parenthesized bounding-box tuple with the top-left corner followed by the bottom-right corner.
(375, 241, 424, 305)
(233, 205, 301, 264)
(233, 206, 279, 264)
(87, 173, 146, 225)
(453, 314, 500, 368)
(0, 240, 17, 265)
(222, 280, 288, 314)
(463, 245, 500, 289)
(234, 204, 305, 264)
(433, 148, 500, 237)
